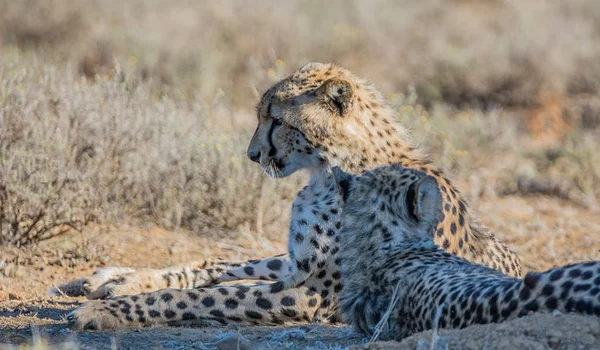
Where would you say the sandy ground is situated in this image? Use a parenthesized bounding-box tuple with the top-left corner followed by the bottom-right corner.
(1, 194, 600, 349)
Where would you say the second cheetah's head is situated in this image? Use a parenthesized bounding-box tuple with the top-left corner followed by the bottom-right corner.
(333, 164, 444, 243)
(247, 62, 408, 178)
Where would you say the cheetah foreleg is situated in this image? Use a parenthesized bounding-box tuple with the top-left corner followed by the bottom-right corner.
(100, 254, 293, 298)
(50, 254, 294, 299)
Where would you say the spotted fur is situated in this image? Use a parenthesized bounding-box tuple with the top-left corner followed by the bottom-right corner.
(333, 164, 600, 341)
(66, 63, 521, 330)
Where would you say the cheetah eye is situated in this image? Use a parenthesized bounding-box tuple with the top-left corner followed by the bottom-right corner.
(405, 183, 418, 221)
(268, 102, 283, 120)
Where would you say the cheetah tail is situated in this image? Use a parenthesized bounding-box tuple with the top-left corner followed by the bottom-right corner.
(513, 261, 600, 318)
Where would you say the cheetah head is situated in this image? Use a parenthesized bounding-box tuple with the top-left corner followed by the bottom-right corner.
(333, 165, 444, 243)
(247, 62, 406, 178)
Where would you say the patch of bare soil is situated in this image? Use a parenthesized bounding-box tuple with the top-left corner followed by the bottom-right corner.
(355, 313, 600, 350)
(1, 195, 599, 349)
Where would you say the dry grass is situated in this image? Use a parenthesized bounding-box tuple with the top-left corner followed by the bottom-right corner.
(0, 53, 303, 245)
(0, 0, 599, 245)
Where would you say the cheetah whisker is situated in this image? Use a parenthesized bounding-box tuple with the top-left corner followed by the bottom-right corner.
(369, 280, 402, 344)
(50, 283, 70, 298)
(430, 303, 446, 350)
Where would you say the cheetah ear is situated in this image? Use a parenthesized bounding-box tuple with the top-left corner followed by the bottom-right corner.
(317, 78, 355, 116)
(332, 167, 355, 202)
(413, 176, 443, 227)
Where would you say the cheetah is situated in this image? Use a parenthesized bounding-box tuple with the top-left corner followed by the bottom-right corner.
(64, 63, 522, 330)
(332, 164, 600, 341)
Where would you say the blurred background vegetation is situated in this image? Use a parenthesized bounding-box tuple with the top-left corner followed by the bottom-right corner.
(1, 0, 599, 246)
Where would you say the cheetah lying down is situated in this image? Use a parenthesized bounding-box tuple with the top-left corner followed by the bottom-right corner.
(60, 63, 523, 330)
(333, 164, 600, 341)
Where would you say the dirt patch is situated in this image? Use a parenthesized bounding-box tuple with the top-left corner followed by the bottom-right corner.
(354, 313, 600, 350)
(1, 195, 600, 349)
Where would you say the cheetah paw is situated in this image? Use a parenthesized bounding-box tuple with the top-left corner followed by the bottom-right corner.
(82, 267, 136, 299)
(68, 301, 130, 330)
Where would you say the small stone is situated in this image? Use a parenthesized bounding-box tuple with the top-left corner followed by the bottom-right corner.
(215, 336, 252, 350)
(551, 310, 563, 317)
(9, 293, 22, 300)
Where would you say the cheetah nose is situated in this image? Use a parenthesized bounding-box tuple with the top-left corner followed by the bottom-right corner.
(247, 150, 261, 163)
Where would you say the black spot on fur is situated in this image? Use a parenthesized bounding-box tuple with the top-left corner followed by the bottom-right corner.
(161, 293, 173, 302)
(281, 296, 296, 306)
(541, 284, 555, 296)
(267, 259, 283, 271)
(270, 282, 285, 293)
(245, 310, 263, 319)
(282, 308, 297, 317)
(297, 259, 310, 273)
(187, 292, 199, 301)
(581, 270, 593, 280)
(182, 312, 196, 320)
(574, 284, 592, 292)
(176, 301, 187, 309)
(164, 310, 176, 319)
(225, 299, 239, 309)
(443, 239, 450, 249)
(519, 287, 530, 301)
(202, 296, 215, 307)
(244, 266, 255, 276)
(218, 288, 229, 295)
(549, 269, 564, 281)
(310, 238, 320, 249)
(256, 298, 273, 310)
(523, 300, 539, 313)
(149, 310, 161, 318)
(235, 286, 250, 299)
(545, 297, 558, 309)
(523, 273, 540, 289)
(575, 300, 592, 314)
(210, 310, 225, 318)
(313, 225, 323, 234)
